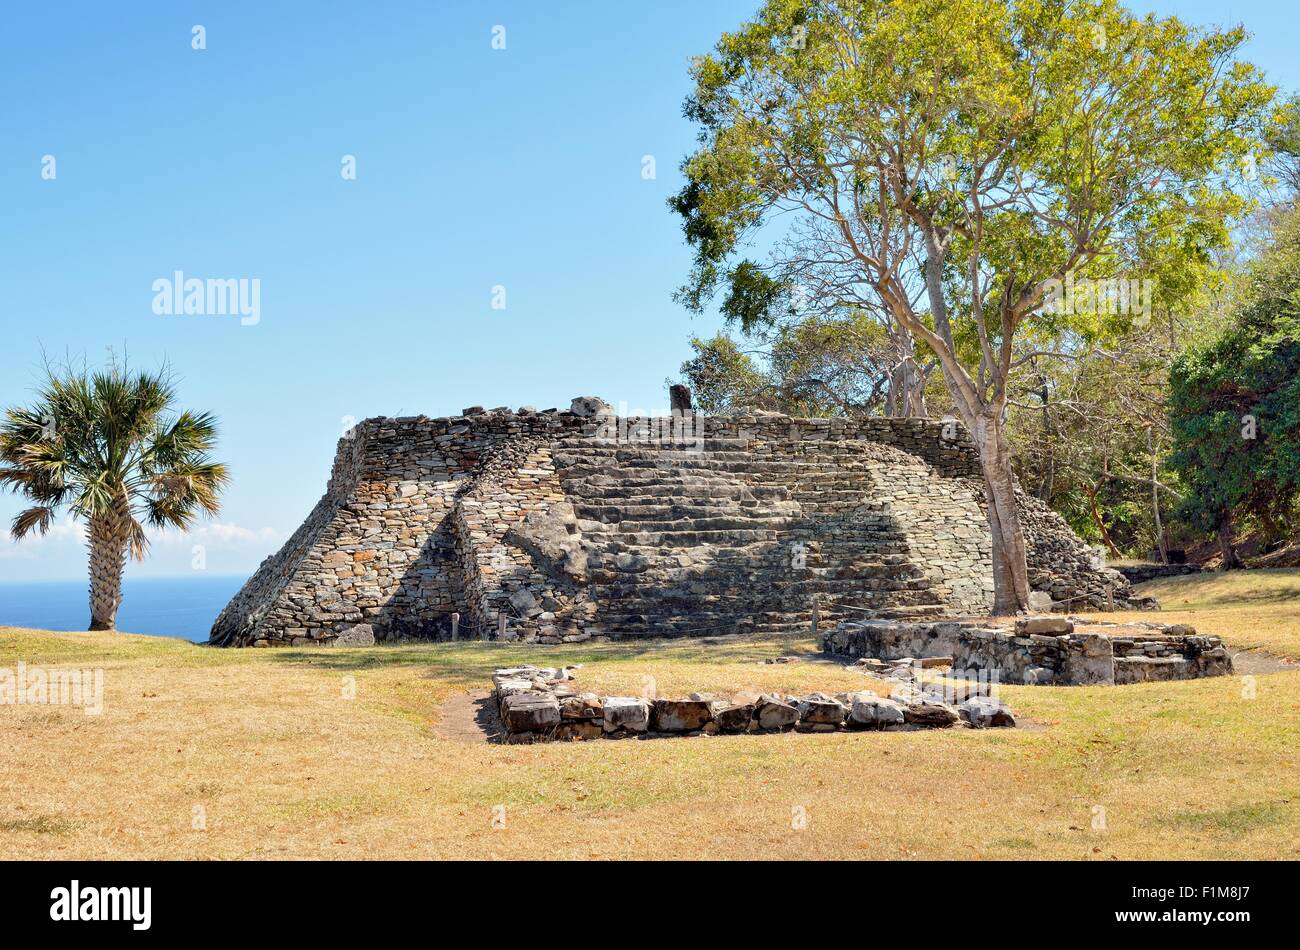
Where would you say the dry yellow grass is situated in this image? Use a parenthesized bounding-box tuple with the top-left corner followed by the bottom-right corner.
(1092, 567, 1300, 659)
(2, 572, 1298, 860)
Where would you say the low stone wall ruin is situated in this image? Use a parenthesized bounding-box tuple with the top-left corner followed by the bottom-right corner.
(492, 664, 1015, 742)
(1113, 562, 1203, 585)
(824, 616, 1233, 685)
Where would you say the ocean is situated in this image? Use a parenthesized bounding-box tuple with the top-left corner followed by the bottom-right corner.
(0, 575, 248, 642)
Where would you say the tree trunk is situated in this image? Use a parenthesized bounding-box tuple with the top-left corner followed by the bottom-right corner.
(885, 326, 928, 418)
(1148, 428, 1167, 564)
(1037, 377, 1054, 502)
(971, 410, 1032, 614)
(901, 359, 928, 418)
(87, 509, 128, 630)
(1084, 483, 1122, 558)
(1216, 513, 1244, 571)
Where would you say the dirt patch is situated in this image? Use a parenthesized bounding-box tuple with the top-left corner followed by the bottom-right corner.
(433, 689, 503, 743)
(1230, 649, 1296, 676)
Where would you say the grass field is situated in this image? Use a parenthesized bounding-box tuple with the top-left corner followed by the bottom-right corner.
(1, 570, 1297, 860)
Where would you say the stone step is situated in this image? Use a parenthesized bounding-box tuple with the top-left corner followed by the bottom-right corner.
(585, 577, 942, 603)
(556, 465, 748, 483)
(559, 474, 762, 495)
(596, 607, 914, 637)
(600, 528, 781, 546)
(609, 459, 856, 476)
(608, 515, 797, 533)
(582, 539, 916, 559)
(573, 500, 798, 520)
(555, 437, 757, 452)
(557, 447, 768, 463)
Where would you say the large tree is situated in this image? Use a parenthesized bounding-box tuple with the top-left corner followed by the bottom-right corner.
(672, 0, 1275, 611)
(0, 360, 229, 630)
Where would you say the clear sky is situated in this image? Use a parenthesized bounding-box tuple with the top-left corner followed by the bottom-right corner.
(1, 0, 1294, 581)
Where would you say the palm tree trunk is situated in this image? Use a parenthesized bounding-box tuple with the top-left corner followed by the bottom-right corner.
(87, 508, 128, 630)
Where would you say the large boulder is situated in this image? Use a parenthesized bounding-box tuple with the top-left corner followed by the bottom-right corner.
(332, 623, 375, 646)
(1027, 590, 1055, 612)
(712, 702, 756, 733)
(958, 696, 1016, 728)
(507, 588, 540, 615)
(569, 396, 613, 418)
(848, 693, 905, 729)
(505, 503, 589, 581)
(755, 695, 799, 730)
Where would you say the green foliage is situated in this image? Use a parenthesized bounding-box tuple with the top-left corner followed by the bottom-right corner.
(1265, 93, 1300, 195)
(676, 336, 774, 414)
(1170, 207, 1300, 540)
(720, 260, 789, 332)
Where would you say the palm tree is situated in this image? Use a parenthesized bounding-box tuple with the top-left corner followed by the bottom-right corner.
(0, 360, 229, 630)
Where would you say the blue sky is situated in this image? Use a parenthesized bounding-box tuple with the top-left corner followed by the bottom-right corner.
(1, 0, 1294, 581)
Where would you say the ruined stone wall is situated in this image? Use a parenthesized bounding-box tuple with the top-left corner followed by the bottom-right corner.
(210, 407, 1147, 647)
(208, 427, 370, 646)
(451, 436, 594, 640)
(211, 412, 600, 646)
(1019, 494, 1144, 611)
(824, 617, 1232, 685)
(951, 624, 1232, 685)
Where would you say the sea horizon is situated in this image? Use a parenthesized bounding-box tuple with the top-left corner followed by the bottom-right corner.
(0, 574, 249, 642)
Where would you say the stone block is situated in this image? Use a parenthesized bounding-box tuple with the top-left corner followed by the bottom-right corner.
(554, 720, 603, 741)
(560, 694, 603, 720)
(902, 699, 959, 727)
(796, 696, 847, 725)
(601, 697, 650, 733)
(500, 691, 560, 733)
(652, 699, 714, 733)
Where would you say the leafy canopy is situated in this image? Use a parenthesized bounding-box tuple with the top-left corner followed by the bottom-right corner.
(673, 0, 1281, 411)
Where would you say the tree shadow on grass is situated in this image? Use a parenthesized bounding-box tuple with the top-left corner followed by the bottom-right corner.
(259, 630, 824, 674)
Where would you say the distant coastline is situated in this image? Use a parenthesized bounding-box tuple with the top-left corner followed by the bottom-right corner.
(0, 575, 247, 642)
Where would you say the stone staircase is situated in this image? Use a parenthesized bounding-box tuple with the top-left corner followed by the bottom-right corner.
(552, 437, 946, 638)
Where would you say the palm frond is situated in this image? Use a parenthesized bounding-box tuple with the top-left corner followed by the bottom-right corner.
(11, 506, 55, 540)
(126, 516, 149, 562)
